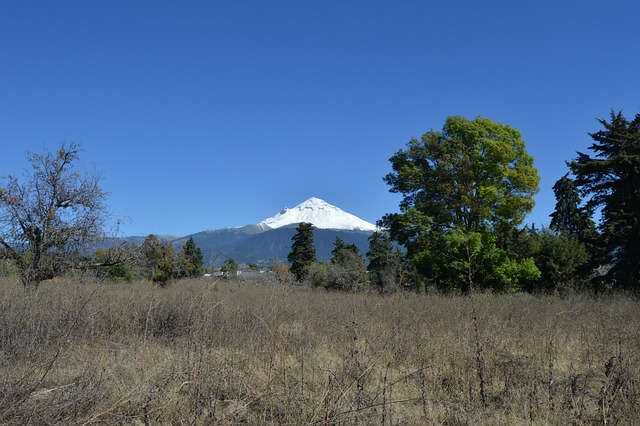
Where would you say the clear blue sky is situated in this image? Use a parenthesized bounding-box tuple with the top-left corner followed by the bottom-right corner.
(1, 1, 638, 236)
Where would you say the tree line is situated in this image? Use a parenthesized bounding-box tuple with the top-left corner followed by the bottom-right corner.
(1, 110, 638, 293)
(93, 235, 205, 285)
(287, 222, 407, 293)
(289, 112, 639, 294)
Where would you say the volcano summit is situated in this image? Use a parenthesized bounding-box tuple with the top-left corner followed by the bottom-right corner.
(257, 197, 377, 231)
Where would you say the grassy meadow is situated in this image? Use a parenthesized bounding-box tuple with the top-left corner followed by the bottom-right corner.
(0, 277, 638, 425)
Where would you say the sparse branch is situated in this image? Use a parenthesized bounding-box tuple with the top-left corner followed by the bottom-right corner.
(0, 143, 108, 290)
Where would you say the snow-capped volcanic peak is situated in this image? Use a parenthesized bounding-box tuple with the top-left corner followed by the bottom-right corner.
(258, 197, 377, 231)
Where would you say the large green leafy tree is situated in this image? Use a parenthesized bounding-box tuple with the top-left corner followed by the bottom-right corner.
(568, 111, 640, 290)
(381, 116, 540, 292)
(413, 229, 539, 293)
(287, 223, 316, 281)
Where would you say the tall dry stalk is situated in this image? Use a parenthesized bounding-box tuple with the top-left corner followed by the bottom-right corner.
(0, 278, 639, 424)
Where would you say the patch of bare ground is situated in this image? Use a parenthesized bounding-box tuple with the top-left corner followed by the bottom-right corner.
(0, 277, 638, 424)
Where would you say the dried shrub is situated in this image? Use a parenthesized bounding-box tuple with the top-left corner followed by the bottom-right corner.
(0, 278, 638, 424)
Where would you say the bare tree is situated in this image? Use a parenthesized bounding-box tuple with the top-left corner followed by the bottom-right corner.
(0, 143, 108, 290)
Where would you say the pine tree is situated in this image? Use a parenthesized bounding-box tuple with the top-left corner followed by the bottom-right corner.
(142, 234, 175, 287)
(221, 258, 239, 278)
(287, 223, 316, 281)
(308, 237, 367, 291)
(177, 237, 204, 278)
(331, 237, 346, 257)
(520, 227, 590, 293)
(569, 111, 640, 290)
(330, 237, 360, 265)
(331, 237, 367, 291)
(549, 173, 594, 237)
(366, 231, 398, 292)
(549, 174, 600, 282)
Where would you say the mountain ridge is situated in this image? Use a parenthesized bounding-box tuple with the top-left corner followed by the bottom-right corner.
(178, 197, 376, 267)
(115, 198, 377, 268)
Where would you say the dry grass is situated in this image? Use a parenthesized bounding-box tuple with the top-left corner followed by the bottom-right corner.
(0, 277, 638, 425)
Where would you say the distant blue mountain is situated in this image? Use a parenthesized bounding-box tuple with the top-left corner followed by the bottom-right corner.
(123, 198, 380, 268)
(171, 224, 373, 268)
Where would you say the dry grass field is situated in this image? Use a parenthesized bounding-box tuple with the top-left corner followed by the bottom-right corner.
(0, 277, 638, 425)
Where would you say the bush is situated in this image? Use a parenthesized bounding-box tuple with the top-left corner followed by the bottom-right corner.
(269, 262, 294, 285)
(307, 258, 368, 292)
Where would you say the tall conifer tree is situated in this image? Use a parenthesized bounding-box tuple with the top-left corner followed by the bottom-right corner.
(569, 111, 640, 290)
(367, 231, 399, 292)
(178, 237, 204, 278)
(549, 174, 594, 237)
(287, 223, 316, 281)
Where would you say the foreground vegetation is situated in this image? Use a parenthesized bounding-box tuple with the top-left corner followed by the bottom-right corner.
(3, 112, 639, 295)
(1, 277, 638, 425)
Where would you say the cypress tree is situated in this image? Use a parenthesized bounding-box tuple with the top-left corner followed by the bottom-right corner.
(178, 237, 204, 278)
(287, 223, 316, 281)
(142, 234, 175, 287)
(221, 258, 239, 278)
(331, 237, 360, 264)
(366, 231, 398, 292)
(549, 173, 594, 237)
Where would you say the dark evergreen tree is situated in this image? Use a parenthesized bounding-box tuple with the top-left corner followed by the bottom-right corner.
(366, 232, 394, 271)
(308, 237, 367, 291)
(331, 237, 345, 257)
(549, 174, 594, 237)
(366, 231, 398, 293)
(220, 258, 238, 278)
(142, 234, 175, 287)
(568, 111, 640, 290)
(526, 228, 590, 293)
(549, 174, 601, 282)
(330, 237, 360, 265)
(325, 238, 367, 291)
(177, 237, 204, 278)
(287, 223, 316, 281)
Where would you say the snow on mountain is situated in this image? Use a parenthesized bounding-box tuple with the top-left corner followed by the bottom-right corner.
(257, 197, 377, 231)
